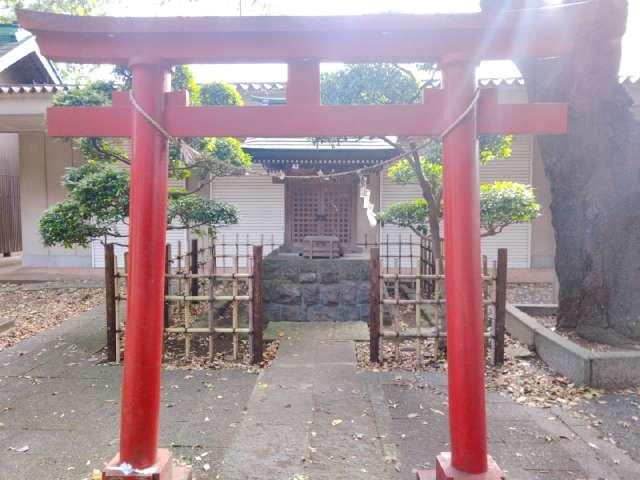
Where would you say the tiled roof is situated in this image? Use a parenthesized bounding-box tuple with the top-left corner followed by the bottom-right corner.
(620, 76, 640, 86)
(0, 76, 637, 96)
(230, 82, 286, 91)
(0, 84, 76, 94)
(229, 77, 639, 91)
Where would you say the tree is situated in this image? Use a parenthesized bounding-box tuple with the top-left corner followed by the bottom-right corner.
(482, 1, 640, 342)
(200, 82, 244, 107)
(39, 66, 248, 248)
(321, 63, 533, 267)
(379, 181, 540, 239)
(0, 0, 107, 22)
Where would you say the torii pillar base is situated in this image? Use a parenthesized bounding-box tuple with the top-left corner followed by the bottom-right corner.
(417, 453, 506, 480)
(102, 449, 192, 480)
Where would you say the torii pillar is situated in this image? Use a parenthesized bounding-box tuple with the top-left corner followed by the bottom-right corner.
(16, 5, 588, 480)
(114, 59, 178, 477)
(418, 58, 502, 480)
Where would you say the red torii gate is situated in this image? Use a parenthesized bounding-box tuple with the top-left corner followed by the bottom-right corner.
(19, 5, 590, 479)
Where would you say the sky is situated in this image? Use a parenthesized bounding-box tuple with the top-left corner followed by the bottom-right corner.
(100, 0, 640, 83)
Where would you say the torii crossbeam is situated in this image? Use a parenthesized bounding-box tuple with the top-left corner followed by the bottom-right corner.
(19, 4, 591, 479)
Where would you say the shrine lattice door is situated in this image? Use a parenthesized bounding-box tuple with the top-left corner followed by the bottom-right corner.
(285, 178, 357, 251)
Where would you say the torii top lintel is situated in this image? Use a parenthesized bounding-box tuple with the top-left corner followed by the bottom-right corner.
(18, 4, 595, 64)
(17, 4, 592, 138)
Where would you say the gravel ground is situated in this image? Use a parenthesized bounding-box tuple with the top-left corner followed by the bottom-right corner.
(508, 282, 555, 304)
(0, 282, 103, 351)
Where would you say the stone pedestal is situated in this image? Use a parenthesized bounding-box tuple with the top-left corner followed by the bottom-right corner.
(102, 449, 192, 480)
(262, 255, 370, 322)
(416, 453, 505, 480)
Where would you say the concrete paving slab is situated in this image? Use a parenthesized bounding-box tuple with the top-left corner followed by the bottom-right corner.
(583, 391, 640, 464)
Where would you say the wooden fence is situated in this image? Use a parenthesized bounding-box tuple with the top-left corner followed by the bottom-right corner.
(369, 246, 508, 366)
(0, 175, 21, 255)
(361, 233, 439, 297)
(104, 239, 264, 364)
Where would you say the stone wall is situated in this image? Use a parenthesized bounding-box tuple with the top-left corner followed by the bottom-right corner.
(262, 255, 370, 322)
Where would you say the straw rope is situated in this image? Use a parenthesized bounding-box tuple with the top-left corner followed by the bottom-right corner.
(128, 88, 481, 180)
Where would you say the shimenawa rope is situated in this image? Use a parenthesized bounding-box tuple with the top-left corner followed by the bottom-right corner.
(128, 88, 481, 180)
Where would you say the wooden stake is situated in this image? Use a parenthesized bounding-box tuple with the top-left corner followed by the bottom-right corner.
(232, 254, 239, 360)
(105, 244, 117, 362)
(369, 247, 381, 363)
(221, 234, 226, 270)
(385, 233, 390, 274)
(250, 245, 263, 364)
(409, 235, 414, 275)
(164, 244, 171, 329)
(393, 259, 400, 361)
(115, 254, 122, 364)
(482, 255, 489, 328)
(434, 260, 441, 363)
(208, 244, 216, 360)
(398, 233, 403, 275)
(416, 275, 422, 369)
(191, 238, 199, 296)
(184, 256, 191, 359)
(494, 248, 508, 365)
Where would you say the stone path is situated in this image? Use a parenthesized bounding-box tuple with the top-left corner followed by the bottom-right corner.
(219, 323, 393, 479)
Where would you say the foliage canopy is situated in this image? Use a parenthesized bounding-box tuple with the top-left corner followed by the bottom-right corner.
(321, 63, 534, 251)
(40, 66, 248, 248)
(378, 181, 540, 239)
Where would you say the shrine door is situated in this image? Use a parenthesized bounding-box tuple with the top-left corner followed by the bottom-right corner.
(285, 178, 357, 251)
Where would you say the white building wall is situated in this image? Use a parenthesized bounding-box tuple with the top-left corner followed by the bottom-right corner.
(19, 132, 92, 267)
(210, 166, 285, 267)
(379, 166, 424, 270)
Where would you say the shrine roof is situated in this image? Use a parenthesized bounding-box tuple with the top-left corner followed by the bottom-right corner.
(243, 137, 399, 162)
(243, 137, 396, 150)
(0, 25, 60, 84)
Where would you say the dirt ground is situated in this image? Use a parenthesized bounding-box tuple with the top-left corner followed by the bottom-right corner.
(0, 282, 103, 351)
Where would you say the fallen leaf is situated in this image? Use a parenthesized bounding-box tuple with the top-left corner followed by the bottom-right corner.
(9, 445, 29, 453)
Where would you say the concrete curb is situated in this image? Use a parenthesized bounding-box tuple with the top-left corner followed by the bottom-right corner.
(506, 304, 640, 388)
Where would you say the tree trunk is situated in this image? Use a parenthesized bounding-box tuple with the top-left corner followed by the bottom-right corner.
(487, 1, 640, 341)
(428, 210, 443, 272)
(406, 148, 445, 267)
